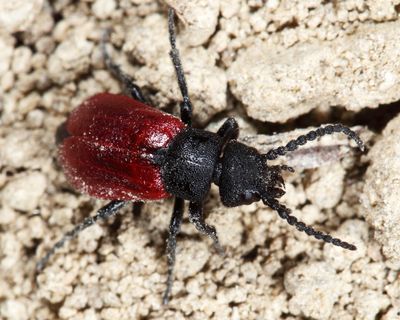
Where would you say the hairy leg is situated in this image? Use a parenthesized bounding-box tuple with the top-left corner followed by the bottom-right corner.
(168, 8, 193, 126)
(162, 197, 185, 305)
(217, 117, 239, 144)
(36, 200, 126, 273)
(188, 202, 224, 255)
(101, 30, 146, 103)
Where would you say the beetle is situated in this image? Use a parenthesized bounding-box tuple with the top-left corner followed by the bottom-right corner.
(36, 8, 365, 304)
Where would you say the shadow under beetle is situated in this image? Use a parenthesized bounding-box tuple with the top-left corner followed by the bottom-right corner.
(36, 8, 365, 304)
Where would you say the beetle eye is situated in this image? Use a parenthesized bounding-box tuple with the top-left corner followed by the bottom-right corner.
(240, 191, 260, 204)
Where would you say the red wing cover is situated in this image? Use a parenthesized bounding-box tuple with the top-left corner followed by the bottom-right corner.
(59, 93, 185, 200)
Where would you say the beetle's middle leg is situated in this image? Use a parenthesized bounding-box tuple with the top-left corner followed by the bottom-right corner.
(163, 197, 184, 305)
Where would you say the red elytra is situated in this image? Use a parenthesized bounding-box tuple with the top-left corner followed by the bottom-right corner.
(59, 93, 186, 201)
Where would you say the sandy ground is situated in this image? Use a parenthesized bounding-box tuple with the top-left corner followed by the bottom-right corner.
(0, 1, 400, 319)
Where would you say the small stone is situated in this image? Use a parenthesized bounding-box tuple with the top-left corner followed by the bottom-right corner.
(0, 299, 28, 320)
(0, 207, 16, 225)
(306, 163, 345, 209)
(220, 0, 240, 18)
(11, 47, 32, 74)
(284, 261, 349, 319)
(48, 34, 94, 84)
(1, 70, 14, 91)
(1, 130, 40, 167)
(1, 172, 47, 212)
(0, 36, 14, 75)
(0, 0, 44, 33)
(78, 224, 104, 253)
(92, 0, 116, 19)
(176, 241, 210, 279)
(353, 288, 390, 320)
(18, 92, 41, 115)
(166, 0, 220, 46)
(323, 220, 368, 270)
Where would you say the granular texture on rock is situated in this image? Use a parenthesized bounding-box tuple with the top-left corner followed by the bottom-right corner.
(363, 114, 400, 263)
(284, 261, 350, 319)
(165, 0, 220, 46)
(228, 21, 400, 122)
(0, 0, 45, 33)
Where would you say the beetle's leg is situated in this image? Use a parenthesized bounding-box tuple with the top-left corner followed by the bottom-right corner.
(132, 201, 144, 219)
(36, 200, 126, 273)
(188, 202, 224, 255)
(217, 117, 240, 145)
(262, 196, 356, 251)
(168, 8, 193, 127)
(210, 118, 240, 186)
(162, 197, 185, 305)
(264, 124, 365, 161)
(101, 30, 146, 103)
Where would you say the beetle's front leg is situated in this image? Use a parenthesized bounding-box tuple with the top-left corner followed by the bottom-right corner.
(168, 8, 193, 126)
(188, 202, 224, 256)
(217, 117, 239, 145)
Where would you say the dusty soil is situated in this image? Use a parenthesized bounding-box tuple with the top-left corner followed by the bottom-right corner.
(0, 1, 399, 319)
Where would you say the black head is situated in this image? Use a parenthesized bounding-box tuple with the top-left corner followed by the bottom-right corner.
(218, 141, 287, 207)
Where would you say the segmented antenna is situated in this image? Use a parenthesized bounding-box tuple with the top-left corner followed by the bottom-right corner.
(264, 197, 356, 251)
(264, 124, 365, 161)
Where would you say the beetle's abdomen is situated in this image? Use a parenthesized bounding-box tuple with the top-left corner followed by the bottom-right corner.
(160, 128, 222, 202)
(59, 93, 185, 201)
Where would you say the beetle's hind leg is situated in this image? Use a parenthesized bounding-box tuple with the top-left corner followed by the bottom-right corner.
(168, 8, 193, 126)
(101, 30, 146, 103)
(188, 202, 225, 256)
(36, 200, 126, 274)
(163, 197, 184, 305)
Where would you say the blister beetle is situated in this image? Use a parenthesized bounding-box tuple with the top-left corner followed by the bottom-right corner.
(36, 8, 365, 304)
